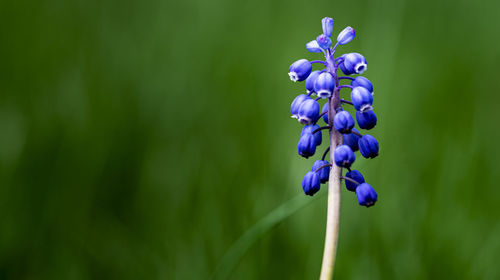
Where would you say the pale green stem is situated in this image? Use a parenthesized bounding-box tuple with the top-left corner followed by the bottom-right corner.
(319, 62, 342, 280)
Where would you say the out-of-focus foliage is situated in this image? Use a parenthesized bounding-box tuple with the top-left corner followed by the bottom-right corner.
(1, 0, 500, 279)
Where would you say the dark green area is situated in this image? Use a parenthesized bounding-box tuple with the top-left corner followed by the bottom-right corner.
(1, 0, 500, 279)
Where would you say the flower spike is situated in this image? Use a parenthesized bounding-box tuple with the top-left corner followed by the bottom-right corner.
(286, 17, 382, 279)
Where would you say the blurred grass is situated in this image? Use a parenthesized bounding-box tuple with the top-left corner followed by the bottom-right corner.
(212, 193, 323, 280)
(1, 0, 500, 279)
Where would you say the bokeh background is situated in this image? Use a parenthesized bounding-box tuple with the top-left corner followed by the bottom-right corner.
(1, 0, 500, 279)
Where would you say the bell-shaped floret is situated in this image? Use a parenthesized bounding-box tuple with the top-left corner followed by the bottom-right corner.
(333, 145, 356, 168)
(288, 59, 312, 82)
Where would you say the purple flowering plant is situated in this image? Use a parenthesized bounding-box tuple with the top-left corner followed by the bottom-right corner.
(288, 17, 380, 278)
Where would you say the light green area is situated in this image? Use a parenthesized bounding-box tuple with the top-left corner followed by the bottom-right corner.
(1, 0, 500, 279)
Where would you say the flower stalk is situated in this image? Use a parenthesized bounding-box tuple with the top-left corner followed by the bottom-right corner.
(287, 16, 380, 279)
(319, 57, 343, 280)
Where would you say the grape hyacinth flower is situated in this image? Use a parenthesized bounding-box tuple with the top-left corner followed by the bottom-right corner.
(337, 26, 355, 45)
(342, 53, 367, 74)
(355, 183, 378, 207)
(302, 171, 321, 196)
(297, 133, 317, 158)
(301, 124, 322, 146)
(343, 128, 361, 151)
(305, 70, 322, 94)
(312, 160, 331, 184)
(288, 59, 312, 82)
(333, 110, 355, 133)
(351, 87, 373, 112)
(297, 99, 320, 125)
(333, 145, 356, 168)
(351, 76, 373, 93)
(290, 94, 311, 119)
(344, 169, 364, 192)
(286, 17, 382, 279)
(306, 40, 323, 53)
(316, 34, 332, 49)
(358, 134, 379, 159)
(321, 17, 334, 37)
(356, 109, 377, 130)
(314, 72, 335, 98)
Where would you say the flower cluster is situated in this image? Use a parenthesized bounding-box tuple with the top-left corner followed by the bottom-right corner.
(288, 17, 379, 207)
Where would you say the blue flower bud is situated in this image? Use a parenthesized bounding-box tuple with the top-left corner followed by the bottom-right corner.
(343, 128, 361, 151)
(355, 183, 377, 207)
(356, 110, 377, 130)
(298, 133, 317, 158)
(305, 70, 321, 94)
(337, 26, 355, 45)
(351, 86, 373, 112)
(288, 59, 312, 82)
(316, 34, 332, 49)
(333, 145, 356, 168)
(297, 99, 320, 125)
(333, 110, 355, 133)
(338, 54, 354, 75)
(302, 171, 321, 196)
(306, 40, 323, 53)
(312, 160, 330, 183)
(321, 102, 329, 124)
(301, 124, 322, 146)
(290, 94, 311, 119)
(343, 53, 367, 74)
(321, 17, 334, 37)
(358, 134, 379, 159)
(351, 76, 373, 93)
(314, 72, 335, 98)
(345, 170, 365, 192)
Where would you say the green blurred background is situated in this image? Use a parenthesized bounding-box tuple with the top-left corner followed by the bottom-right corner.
(1, 0, 500, 279)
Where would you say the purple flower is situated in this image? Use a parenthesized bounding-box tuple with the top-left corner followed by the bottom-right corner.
(351, 76, 373, 93)
(343, 53, 367, 74)
(333, 145, 356, 168)
(305, 70, 322, 94)
(333, 110, 355, 133)
(358, 135, 379, 159)
(356, 183, 378, 207)
(316, 34, 332, 49)
(356, 110, 377, 130)
(290, 94, 311, 119)
(298, 133, 317, 158)
(288, 59, 312, 82)
(314, 72, 335, 98)
(302, 171, 321, 196)
(351, 86, 373, 112)
(343, 128, 361, 151)
(306, 40, 323, 53)
(321, 17, 334, 37)
(345, 170, 364, 192)
(337, 26, 355, 45)
(312, 160, 330, 183)
(297, 99, 320, 125)
(301, 124, 322, 146)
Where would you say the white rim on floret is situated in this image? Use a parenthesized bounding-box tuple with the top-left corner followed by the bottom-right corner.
(317, 90, 332, 98)
(360, 104, 373, 112)
(298, 117, 311, 125)
(354, 63, 367, 74)
(288, 72, 299, 82)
